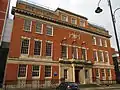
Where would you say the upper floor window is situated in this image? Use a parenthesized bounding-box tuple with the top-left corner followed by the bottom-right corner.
(46, 41, 52, 56)
(71, 18, 77, 24)
(32, 65, 39, 77)
(103, 40, 107, 47)
(104, 51, 109, 62)
(34, 40, 41, 55)
(93, 50, 98, 61)
(98, 38, 102, 46)
(61, 45, 67, 58)
(36, 22, 42, 34)
(72, 47, 77, 59)
(46, 25, 53, 36)
(92, 36, 96, 45)
(18, 64, 27, 78)
(24, 19, 31, 32)
(98, 51, 104, 62)
(80, 19, 85, 27)
(45, 66, 51, 78)
(81, 48, 87, 60)
(61, 15, 68, 22)
(21, 38, 30, 55)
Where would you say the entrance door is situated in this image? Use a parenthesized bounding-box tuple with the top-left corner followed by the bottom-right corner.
(75, 70, 79, 83)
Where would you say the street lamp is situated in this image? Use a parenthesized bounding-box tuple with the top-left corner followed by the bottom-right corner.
(95, 0, 120, 57)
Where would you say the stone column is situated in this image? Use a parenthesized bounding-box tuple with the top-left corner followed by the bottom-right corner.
(72, 64, 75, 82)
(89, 68, 92, 83)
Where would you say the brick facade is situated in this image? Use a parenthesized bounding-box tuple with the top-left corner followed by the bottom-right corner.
(5, 0, 116, 87)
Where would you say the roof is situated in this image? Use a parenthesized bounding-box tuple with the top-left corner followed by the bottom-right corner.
(56, 8, 88, 20)
(88, 23, 108, 32)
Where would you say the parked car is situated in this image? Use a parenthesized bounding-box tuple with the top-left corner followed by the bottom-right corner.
(56, 82, 79, 90)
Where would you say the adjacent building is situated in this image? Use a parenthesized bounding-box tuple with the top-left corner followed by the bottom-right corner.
(0, 0, 11, 88)
(5, 0, 116, 88)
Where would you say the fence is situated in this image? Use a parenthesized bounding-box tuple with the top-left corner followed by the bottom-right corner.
(3, 79, 65, 90)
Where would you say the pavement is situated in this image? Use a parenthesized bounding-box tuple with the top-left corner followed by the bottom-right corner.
(2, 84, 120, 90)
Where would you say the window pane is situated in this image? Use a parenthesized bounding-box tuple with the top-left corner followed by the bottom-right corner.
(18, 64, 26, 77)
(45, 66, 51, 77)
(64, 69, 67, 79)
(46, 42, 52, 56)
(24, 19, 31, 31)
(93, 51, 97, 61)
(21, 39, 29, 54)
(81, 48, 86, 60)
(32, 65, 39, 77)
(61, 45, 67, 58)
(36, 22, 42, 33)
(34, 41, 41, 55)
(72, 47, 77, 59)
(46, 25, 53, 35)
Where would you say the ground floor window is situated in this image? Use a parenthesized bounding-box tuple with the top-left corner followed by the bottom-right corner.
(45, 66, 51, 77)
(32, 65, 40, 77)
(18, 64, 27, 77)
(64, 69, 68, 79)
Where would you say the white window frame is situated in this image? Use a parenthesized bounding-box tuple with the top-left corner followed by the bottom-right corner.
(92, 36, 96, 45)
(61, 14, 68, 22)
(101, 69, 106, 80)
(104, 51, 109, 63)
(72, 46, 78, 59)
(24, 19, 32, 32)
(71, 18, 77, 25)
(107, 69, 111, 80)
(104, 40, 107, 47)
(81, 47, 87, 60)
(17, 64, 28, 79)
(80, 19, 85, 27)
(96, 68, 100, 78)
(64, 69, 68, 80)
(61, 45, 68, 59)
(99, 38, 102, 46)
(46, 41, 53, 57)
(93, 49, 98, 62)
(34, 39, 42, 56)
(35, 21, 43, 34)
(20, 36, 30, 56)
(46, 25, 53, 36)
(45, 66, 52, 79)
(32, 65, 40, 79)
(98, 50, 104, 62)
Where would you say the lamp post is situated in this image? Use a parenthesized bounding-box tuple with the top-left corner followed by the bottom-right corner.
(95, 0, 120, 57)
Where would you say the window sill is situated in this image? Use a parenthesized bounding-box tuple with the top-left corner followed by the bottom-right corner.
(18, 77, 27, 79)
(35, 32, 43, 34)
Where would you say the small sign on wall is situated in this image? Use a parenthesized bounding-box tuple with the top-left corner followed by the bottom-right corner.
(54, 72, 58, 76)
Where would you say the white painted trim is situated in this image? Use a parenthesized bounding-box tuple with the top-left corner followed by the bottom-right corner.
(17, 64, 28, 79)
(32, 65, 40, 79)
(23, 19, 32, 32)
(46, 24, 53, 36)
(61, 14, 68, 22)
(33, 39, 42, 56)
(20, 36, 31, 56)
(45, 40, 53, 57)
(45, 65, 52, 79)
(71, 17, 77, 25)
(35, 22, 43, 34)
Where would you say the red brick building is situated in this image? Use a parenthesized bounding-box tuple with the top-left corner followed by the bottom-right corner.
(5, 0, 116, 87)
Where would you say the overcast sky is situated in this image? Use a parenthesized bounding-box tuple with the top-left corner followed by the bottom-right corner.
(10, 0, 120, 50)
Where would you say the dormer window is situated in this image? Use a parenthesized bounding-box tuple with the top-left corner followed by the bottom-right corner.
(71, 18, 77, 24)
(61, 15, 68, 22)
(80, 19, 85, 27)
